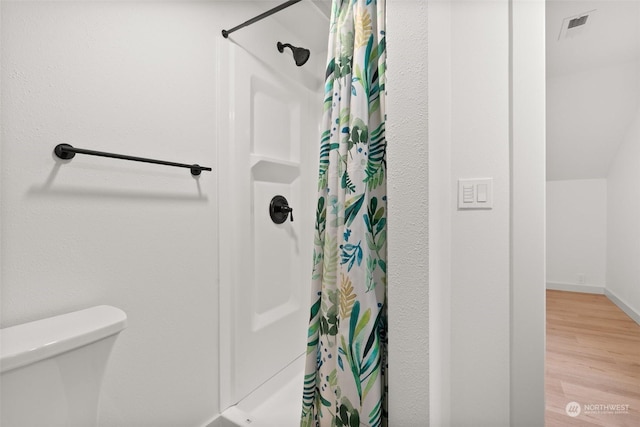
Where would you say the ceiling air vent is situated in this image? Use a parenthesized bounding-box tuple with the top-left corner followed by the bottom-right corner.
(558, 9, 597, 40)
(567, 15, 589, 29)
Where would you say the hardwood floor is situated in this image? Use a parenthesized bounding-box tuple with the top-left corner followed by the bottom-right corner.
(546, 290, 640, 426)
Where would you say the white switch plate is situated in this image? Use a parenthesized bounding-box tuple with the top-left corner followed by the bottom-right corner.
(458, 178, 493, 209)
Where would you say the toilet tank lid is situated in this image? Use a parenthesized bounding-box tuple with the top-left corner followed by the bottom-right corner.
(1, 305, 127, 374)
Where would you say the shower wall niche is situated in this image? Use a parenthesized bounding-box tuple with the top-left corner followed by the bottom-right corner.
(217, 26, 325, 410)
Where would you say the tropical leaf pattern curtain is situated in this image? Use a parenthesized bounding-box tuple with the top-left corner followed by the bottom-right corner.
(301, 0, 387, 426)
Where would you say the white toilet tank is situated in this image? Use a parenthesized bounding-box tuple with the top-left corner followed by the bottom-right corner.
(0, 305, 127, 427)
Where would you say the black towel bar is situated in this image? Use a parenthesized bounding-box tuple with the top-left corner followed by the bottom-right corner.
(54, 144, 212, 176)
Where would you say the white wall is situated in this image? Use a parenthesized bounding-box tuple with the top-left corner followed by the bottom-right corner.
(546, 61, 639, 181)
(387, 0, 430, 423)
(607, 106, 640, 317)
(390, 0, 546, 425)
(546, 179, 607, 290)
(427, 1, 452, 425)
(450, 1, 511, 425)
(510, 1, 546, 424)
(1, 2, 222, 425)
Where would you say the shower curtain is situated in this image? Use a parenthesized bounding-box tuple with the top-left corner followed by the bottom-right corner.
(301, 0, 387, 426)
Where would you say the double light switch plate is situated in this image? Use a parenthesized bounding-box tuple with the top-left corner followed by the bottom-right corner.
(458, 178, 493, 209)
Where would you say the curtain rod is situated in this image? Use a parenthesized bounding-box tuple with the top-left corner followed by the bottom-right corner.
(221, 0, 303, 38)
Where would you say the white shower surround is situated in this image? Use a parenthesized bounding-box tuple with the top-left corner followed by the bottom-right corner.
(216, 2, 328, 425)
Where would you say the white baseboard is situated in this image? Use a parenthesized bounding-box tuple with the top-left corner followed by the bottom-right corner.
(546, 282, 604, 294)
(604, 288, 640, 326)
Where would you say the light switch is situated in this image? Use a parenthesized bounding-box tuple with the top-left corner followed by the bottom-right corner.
(463, 185, 475, 203)
(477, 184, 488, 203)
(458, 178, 493, 209)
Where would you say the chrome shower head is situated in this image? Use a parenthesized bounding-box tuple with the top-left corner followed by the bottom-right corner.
(277, 42, 310, 67)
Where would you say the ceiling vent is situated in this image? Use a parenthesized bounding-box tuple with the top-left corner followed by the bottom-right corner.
(558, 9, 597, 40)
(568, 15, 589, 29)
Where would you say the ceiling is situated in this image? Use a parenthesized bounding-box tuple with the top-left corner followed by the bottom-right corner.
(546, 0, 640, 181)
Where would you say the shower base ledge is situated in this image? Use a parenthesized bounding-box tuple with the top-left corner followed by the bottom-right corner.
(220, 353, 305, 427)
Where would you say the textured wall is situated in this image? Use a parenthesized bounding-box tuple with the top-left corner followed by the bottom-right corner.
(1, 2, 222, 425)
(387, 0, 430, 423)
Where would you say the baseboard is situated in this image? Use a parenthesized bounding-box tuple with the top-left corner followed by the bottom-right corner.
(546, 282, 604, 294)
(604, 288, 640, 326)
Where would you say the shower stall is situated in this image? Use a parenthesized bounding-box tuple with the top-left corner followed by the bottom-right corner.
(216, 2, 329, 425)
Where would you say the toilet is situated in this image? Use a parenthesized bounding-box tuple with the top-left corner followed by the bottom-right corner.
(0, 305, 127, 427)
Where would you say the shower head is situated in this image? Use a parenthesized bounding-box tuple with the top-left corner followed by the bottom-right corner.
(277, 42, 310, 67)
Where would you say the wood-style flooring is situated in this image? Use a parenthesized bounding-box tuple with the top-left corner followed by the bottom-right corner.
(546, 290, 640, 426)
